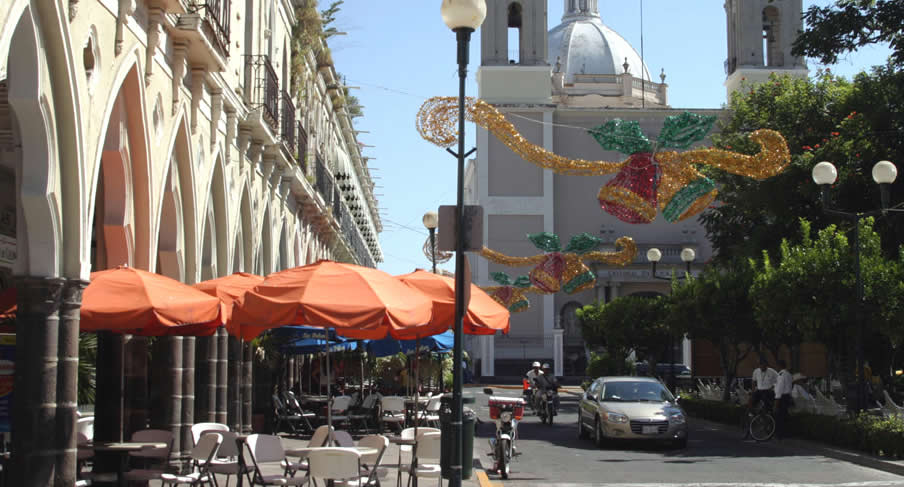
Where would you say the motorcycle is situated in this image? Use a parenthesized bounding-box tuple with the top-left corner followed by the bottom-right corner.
(537, 386, 559, 425)
(484, 388, 524, 479)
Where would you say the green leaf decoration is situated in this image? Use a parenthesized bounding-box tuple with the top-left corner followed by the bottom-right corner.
(513, 276, 532, 289)
(564, 233, 605, 254)
(657, 112, 717, 150)
(587, 119, 652, 155)
(490, 272, 512, 286)
(527, 232, 562, 253)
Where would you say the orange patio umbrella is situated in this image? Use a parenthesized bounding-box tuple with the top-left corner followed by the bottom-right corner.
(231, 260, 434, 341)
(81, 266, 223, 336)
(194, 272, 264, 334)
(395, 269, 510, 339)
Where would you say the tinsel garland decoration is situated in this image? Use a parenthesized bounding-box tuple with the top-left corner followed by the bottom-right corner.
(478, 234, 637, 297)
(416, 97, 791, 223)
(481, 272, 532, 313)
(422, 234, 453, 265)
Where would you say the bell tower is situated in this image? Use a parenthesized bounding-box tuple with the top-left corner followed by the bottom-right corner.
(724, 0, 808, 98)
(478, 0, 551, 103)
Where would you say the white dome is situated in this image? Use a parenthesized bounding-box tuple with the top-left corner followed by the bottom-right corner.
(548, 8, 651, 82)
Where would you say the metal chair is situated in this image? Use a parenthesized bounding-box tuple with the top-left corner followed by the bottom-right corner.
(357, 434, 390, 486)
(243, 434, 307, 486)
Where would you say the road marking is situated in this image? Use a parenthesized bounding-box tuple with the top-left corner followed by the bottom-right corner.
(550, 483, 904, 487)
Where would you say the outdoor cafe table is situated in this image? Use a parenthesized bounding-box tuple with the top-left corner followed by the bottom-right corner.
(404, 397, 429, 427)
(284, 445, 379, 457)
(82, 441, 168, 487)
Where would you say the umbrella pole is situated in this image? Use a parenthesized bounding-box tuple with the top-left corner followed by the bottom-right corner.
(414, 336, 420, 439)
(326, 332, 333, 445)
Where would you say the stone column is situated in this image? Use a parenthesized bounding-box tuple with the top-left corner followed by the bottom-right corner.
(286, 355, 295, 392)
(150, 336, 183, 464)
(181, 337, 195, 453)
(93, 331, 125, 475)
(227, 336, 242, 431)
(215, 328, 228, 424)
(552, 328, 564, 378)
(11, 277, 63, 486)
(123, 335, 149, 437)
(55, 280, 86, 487)
(242, 342, 253, 433)
(194, 336, 210, 421)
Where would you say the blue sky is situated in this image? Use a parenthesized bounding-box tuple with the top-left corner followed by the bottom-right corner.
(326, 1, 892, 276)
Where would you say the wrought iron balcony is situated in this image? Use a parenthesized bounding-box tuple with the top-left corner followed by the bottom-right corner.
(315, 154, 334, 206)
(281, 90, 296, 158)
(189, 0, 230, 56)
(297, 122, 308, 172)
(244, 55, 279, 132)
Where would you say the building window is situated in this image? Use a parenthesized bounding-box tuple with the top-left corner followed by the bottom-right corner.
(507, 2, 522, 64)
(762, 6, 783, 67)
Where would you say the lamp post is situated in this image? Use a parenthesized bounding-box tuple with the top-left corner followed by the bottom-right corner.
(646, 247, 695, 392)
(440, 2, 486, 485)
(423, 211, 439, 273)
(811, 160, 899, 413)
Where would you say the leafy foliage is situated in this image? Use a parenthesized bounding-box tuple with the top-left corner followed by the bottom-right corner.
(791, 0, 904, 69)
(577, 296, 671, 375)
(78, 333, 97, 405)
(702, 70, 904, 264)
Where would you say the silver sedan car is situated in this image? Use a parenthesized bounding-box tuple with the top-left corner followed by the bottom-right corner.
(577, 376, 688, 448)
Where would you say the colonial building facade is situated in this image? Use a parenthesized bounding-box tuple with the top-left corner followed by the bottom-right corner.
(0, 0, 380, 484)
(466, 0, 805, 379)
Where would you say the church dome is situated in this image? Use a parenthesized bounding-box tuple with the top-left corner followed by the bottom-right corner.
(549, 1, 651, 82)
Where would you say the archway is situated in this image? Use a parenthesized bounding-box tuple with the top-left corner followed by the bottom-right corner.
(277, 221, 288, 271)
(237, 182, 253, 273)
(259, 206, 272, 275)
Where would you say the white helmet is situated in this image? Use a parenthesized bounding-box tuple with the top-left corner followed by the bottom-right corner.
(531, 361, 541, 368)
(542, 363, 551, 369)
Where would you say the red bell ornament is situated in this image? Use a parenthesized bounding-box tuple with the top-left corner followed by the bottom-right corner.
(598, 152, 659, 224)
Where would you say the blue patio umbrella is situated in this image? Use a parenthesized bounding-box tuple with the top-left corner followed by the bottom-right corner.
(366, 330, 454, 357)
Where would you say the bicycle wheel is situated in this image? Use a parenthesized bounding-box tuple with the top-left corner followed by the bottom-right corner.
(749, 413, 775, 441)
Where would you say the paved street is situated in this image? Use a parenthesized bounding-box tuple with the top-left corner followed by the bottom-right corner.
(467, 386, 904, 487)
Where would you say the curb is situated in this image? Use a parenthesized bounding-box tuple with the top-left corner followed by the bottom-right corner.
(475, 469, 502, 487)
(693, 418, 904, 477)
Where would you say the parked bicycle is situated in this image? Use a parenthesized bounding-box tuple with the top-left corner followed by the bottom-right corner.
(740, 398, 775, 441)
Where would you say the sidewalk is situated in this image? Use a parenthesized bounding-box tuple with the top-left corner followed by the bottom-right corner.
(695, 417, 904, 477)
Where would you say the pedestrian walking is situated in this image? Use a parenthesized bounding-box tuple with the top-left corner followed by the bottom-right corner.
(774, 360, 792, 440)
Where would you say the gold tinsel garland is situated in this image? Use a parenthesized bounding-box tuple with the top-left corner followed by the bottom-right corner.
(417, 96, 791, 223)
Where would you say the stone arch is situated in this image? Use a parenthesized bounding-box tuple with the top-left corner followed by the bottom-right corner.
(156, 158, 185, 281)
(259, 205, 272, 275)
(762, 5, 783, 67)
(203, 154, 229, 278)
(155, 110, 199, 282)
(305, 233, 316, 265)
(277, 220, 288, 271)
(200, 200, 216, 281)
(87, 59, 151, 272)
(2, 5, 62, 278)
(237, 179, 254, 273)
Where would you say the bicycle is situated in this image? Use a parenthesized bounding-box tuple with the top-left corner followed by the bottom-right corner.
(740, 399, 776, 442)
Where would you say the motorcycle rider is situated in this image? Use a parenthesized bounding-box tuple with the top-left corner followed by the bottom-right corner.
(535, 363, 560, 412)
(525, 361, 543, 410)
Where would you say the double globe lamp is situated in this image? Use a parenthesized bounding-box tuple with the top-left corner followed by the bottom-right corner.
(812, 159, 898, 412)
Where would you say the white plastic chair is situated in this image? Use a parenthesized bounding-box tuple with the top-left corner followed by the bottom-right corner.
(307, 447, 364, 486)
(191, 422, 229, 446)
(76, 416, 94, 441)
(282, 425, 334, 475)
(122, 429, 173, 482)
(380, 396, 406, 433)
(333, 430, 356, 448)
(206, 430, 244, 487)
(358, 434, 390, 486)
(243, 434, 307, 486)
(421, 396, 442, 427)
(331, 395, 352, 428)
(399, 432, 442, 487)
(160, 432, 222, 486)
(883, 390, 904, 417)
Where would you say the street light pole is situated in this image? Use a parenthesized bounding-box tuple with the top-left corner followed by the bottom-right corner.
(812, 160, 900, 413)
(441, 3, 486, 485)
(647, 247, 695, 393)
(423, 211, 439, 274)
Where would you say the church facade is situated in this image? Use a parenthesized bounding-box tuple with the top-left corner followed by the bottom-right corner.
(465, 0, 806, 379)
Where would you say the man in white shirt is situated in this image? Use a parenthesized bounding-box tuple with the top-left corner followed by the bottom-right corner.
(774, 360, 793, 439)
(751, 358, 779, 409)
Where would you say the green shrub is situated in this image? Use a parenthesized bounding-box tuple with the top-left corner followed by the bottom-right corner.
(585, 351, 635, 378)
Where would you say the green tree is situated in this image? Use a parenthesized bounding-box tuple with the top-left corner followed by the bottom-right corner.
(703, 69, 904, 264)
(667, 263, 757, 400)
(791, 0, 904, 69)
(750, 218, 904, 384)
(577, 296, 671, 376)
